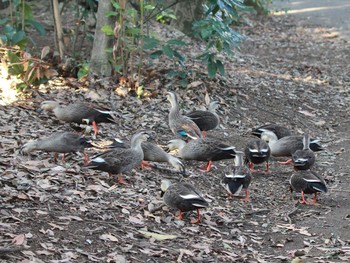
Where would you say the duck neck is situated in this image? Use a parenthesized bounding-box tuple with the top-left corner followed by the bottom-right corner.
(303, 134, 311, 150)
(234, 152, 244, 167)
(169, 98, 181, 119)
(130, 136, 144, 153)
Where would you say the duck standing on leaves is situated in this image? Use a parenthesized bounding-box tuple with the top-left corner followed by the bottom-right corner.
(244, 138, 271, 172)
(222, 152, 252, 202)
(161, 179, 209, 224)
(21, 131, 92, 164)
(166, 92, 202, 140)
(85, 131, 149, 184)
(185, 101, 220, 137)
(40, 100, 115, 136)
(106, 139, 187, 176)
(290, 170, 327, 205)
(292, 134, 316, 170)
(167, 138, 236, 172)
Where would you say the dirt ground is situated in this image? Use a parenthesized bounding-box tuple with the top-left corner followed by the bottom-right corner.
(1, 5, 350, 263)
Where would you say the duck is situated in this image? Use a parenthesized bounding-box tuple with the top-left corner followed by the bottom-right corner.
(185, 101, 220, 137)
(292, 134, 315, 170)
(40, 100, 115, 136)
(85, 131, 149, 184)
(166, 138, 236, 172)
(21, 131, 92, 163)
(244, 138, 271, 172)
(166, 92, 202, 140)
(141, 141, 186, 176)
(105, 139, 186, 176)
(222, 152, 252, 202)
(252, 124, 291, 139)
(260, 130, 324, 164)
(290, 170, 327, 205)
(161, 179, 209, 224)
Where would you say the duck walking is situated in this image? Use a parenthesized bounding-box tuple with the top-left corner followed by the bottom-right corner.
(244, 139, 271, 172)
(290, 170, 327, 205)
(167, 138, 236, 172)
(21, 131, 92, 163)
(85, 131, 149, 184)
(251, 124, 291, 139)
(161, 179, 209, 224)
(222, 152, 252, 202)
(166, 92, 202, 140)
(185, 101, 220, 137)
(40, 101, 115, 136)
(292, 134, 316, 170)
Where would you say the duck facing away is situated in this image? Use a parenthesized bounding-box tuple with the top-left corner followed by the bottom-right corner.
(167, 138, 236, 172)
(185, 101, 220, 137)
(166, 92, 202, 140)
(21, 132, 92, 163)
(85, 131, 149, 184)
(261, 130, 324, 163)
(292, 134, 316, 170)
(40, 100, 115, 136)
(252, 124, 291, 139)
(222, 152, 252, 202)
(290, 170, 327, 205)
(244, 138, 271, 172)
(161, 179, 209, 224)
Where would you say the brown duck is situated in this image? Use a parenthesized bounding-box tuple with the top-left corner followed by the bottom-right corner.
(40, 100, 115, 136)
(21, 131, 92, 163)
(161, 179, 209, 224)
(85, 131, 149, 184)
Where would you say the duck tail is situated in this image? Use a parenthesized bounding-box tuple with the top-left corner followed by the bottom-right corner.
(309, 139, 324, 152)
(311, 182, 328, 193)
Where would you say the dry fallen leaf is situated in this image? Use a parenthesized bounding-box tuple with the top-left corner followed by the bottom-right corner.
(12, 234, 26, 245)
(100, 233, 119, 242)
(138, 230, 177, 240)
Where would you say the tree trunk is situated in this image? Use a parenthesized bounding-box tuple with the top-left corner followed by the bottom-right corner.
(51, 0, 65, 59)
(90, 0, 114, 77)
(171, 0, 203, 37)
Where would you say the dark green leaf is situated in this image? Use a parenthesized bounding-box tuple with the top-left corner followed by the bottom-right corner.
(25, 19, 45, 36)
(216, 60, 225, 75)
(149, 50, 163, 59)
(162, 45, 174, 58)
(143, 37, 160, 50)
(0, 18, 8, 25)
(166, 39, 186, 46)
(173, 50, 185, 66)
(207, 60, 217, 78)
(105, 11, 118, 17)
(11, 31, 25, 45)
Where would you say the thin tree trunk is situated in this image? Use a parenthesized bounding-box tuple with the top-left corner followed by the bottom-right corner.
(90, 0, 113, 77)
(51, 0, 64, 59)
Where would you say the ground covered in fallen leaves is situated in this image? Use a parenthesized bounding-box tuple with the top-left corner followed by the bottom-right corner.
(1, 13, 350, 263)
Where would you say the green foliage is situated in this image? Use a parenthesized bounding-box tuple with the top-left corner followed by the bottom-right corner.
(0, 1, 50, 88)
(145, 37, 186, 67)
(192, 0, 246, 77)
(77, 63, 90, 80)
